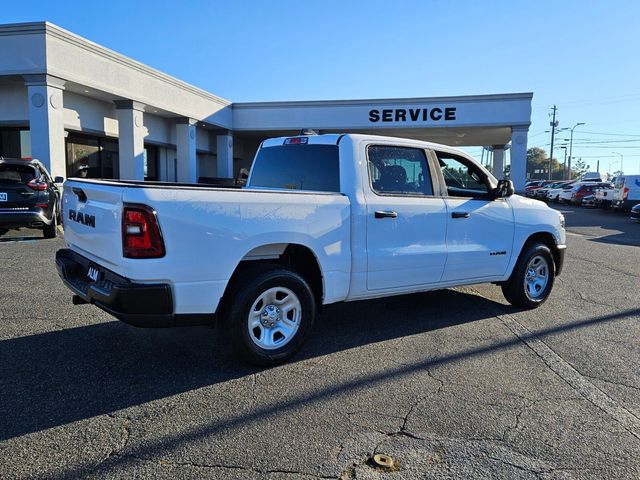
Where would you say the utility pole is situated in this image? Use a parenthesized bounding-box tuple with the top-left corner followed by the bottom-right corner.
(548, 105, 558, 180)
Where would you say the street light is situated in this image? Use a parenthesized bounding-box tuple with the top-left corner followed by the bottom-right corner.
(567, 122, 585, 180)
(608, 159, 621, 175)
(612, 152, 624, 175)
(560, 146, 568, 176)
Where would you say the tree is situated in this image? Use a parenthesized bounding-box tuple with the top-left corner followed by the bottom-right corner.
(571, 158, 588, 179)
(526, 147, 564, 180)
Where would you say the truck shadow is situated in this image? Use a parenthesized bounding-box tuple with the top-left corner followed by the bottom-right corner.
(2, 289, 636, 446)
(1, 289, 502, 441)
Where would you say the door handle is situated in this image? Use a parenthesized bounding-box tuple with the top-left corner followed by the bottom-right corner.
(375, 210, 398, 219)
(451, 211, 470, 219)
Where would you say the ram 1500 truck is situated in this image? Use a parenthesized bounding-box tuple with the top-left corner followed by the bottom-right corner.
(56, 134, 566, 365)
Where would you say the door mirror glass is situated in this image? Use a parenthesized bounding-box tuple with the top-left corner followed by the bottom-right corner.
(495, 179, 515, 198)
(54, 176, 64, 184)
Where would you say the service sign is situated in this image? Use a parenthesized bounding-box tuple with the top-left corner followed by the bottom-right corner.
(368, 106, 457, 124)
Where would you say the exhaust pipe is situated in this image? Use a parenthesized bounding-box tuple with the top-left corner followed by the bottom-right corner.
(72, 295, 88, 305)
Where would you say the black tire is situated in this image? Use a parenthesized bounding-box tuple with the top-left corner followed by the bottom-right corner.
(223, 265, 316, 366)
(43, 212, 57, 239)
(501, 242, 555, 309)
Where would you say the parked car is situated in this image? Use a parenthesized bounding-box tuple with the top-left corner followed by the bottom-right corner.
(56, 133, 566, 365)
(547, 182, 576, 203)
(612, 175, 640, 211)
(0, 158, 62, 238)
(630, 203, 640, 222)
(525, 180, 551, 198)
(581, 194, 597, 208)
(571, 183, 611, 206)
(535, 181, 570, 201)
(594, 184, 615, 208)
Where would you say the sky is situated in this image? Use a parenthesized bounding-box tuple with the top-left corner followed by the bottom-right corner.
(3, 0, 640, 174)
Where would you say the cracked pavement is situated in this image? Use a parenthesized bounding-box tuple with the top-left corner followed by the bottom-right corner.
(0, 206, 639, 479)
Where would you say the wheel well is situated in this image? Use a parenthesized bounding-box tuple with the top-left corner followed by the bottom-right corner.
(219, 244, 324, 315)
(521, 232, 560, 273)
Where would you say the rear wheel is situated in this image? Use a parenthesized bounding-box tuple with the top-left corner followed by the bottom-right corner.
(501, 242, 555, 308)
(223, 266, 316, 366)
(43, 209, 57, 239)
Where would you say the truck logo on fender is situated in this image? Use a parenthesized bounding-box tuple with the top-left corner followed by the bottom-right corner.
(69, 209, 96, 228)
(490, 251, 507, 256)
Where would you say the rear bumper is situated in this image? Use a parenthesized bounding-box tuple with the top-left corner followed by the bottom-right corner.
(56, 249, 210, 327)
(0, 209, 52, 228)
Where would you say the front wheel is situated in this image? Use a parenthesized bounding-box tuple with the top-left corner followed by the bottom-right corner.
(223, 267, 316, 366)
(501, 242, 555, 308)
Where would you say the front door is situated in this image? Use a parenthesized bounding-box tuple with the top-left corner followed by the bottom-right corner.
(435, 151, 515, 282)
(365, 145, 448, 290)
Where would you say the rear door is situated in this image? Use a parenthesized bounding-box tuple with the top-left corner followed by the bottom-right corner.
(0, 163, 38, 209)
(62, 180, 126, 269)
(365, 144, 448, 290)
(434, 150, 515, 282)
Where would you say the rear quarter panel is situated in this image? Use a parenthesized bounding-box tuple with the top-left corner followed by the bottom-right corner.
(121, 187, 351, 314)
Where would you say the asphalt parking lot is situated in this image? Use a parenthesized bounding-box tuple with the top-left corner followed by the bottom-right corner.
(1, 206, 638, 479)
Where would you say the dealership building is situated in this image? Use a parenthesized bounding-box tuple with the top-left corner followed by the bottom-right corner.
(0, 22, 533, 190)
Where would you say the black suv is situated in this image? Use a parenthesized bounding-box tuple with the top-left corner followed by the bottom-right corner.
(0, 158, 62, 238)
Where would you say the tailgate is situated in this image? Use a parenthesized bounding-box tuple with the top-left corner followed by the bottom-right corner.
(62, 180, 126, 269)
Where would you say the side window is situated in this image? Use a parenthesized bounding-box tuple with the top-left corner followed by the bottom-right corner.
(368, 145, 434, 196)
(437, 153, 490, 198)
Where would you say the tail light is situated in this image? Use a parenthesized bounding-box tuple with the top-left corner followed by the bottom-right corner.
(623, 187, 629, 200)
(27, 179, 47, 191)
(122, 204, 165, 258)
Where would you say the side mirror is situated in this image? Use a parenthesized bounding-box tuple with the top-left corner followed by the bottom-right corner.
(494, 179, 514, 199)
(54, 176, 64, 184)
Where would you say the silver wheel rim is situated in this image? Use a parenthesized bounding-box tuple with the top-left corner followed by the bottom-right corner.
(248, 286, 302, 350)
(524, 255, 549, 300)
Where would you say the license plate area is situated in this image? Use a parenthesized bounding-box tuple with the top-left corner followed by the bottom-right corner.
(86, 263, 103, 283)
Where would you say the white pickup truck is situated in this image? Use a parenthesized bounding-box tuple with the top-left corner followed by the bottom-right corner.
(56, 134, 566, 365)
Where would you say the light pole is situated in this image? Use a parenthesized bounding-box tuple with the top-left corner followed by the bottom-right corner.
(567, 122, 585, 180)
(608, 159, 621, 176)
(560, 146, 568, 178)
(612, 152, 623, 175)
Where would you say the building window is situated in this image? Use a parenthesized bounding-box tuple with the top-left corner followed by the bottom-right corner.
(144, 145, 158, 181)
(65, 132, 119, 179)
(0, 128, 31, 159)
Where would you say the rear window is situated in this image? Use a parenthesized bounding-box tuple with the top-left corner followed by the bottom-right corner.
(249, 144, 340, 192)
(0, 164, 36, 183)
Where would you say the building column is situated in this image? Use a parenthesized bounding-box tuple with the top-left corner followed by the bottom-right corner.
(510, 126, 529, 193)
(24, 75, 66, 178)
(176, 118, 197, 183)
(492, 145, 506, 179)
(216, 132, 234, 178)
(115, 100, 146, 180)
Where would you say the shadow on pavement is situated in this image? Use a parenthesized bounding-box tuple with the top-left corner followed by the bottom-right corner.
(34, 304, 640, 480)
(1, 289, 504, 441)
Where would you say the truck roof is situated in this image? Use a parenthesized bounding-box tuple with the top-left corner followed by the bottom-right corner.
(260, 133, 468, 155)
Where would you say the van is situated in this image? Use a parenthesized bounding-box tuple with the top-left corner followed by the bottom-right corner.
(612, 175, 640, 211)
(582, 172, 607, 182)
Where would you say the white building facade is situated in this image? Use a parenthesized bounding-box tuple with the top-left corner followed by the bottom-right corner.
(0, 22, 532, 190)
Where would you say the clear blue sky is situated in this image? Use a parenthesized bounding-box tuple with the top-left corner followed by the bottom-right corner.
(3, 0, 640, 174)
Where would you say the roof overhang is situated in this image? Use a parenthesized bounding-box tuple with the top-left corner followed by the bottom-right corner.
(232, 93, 532, 146)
